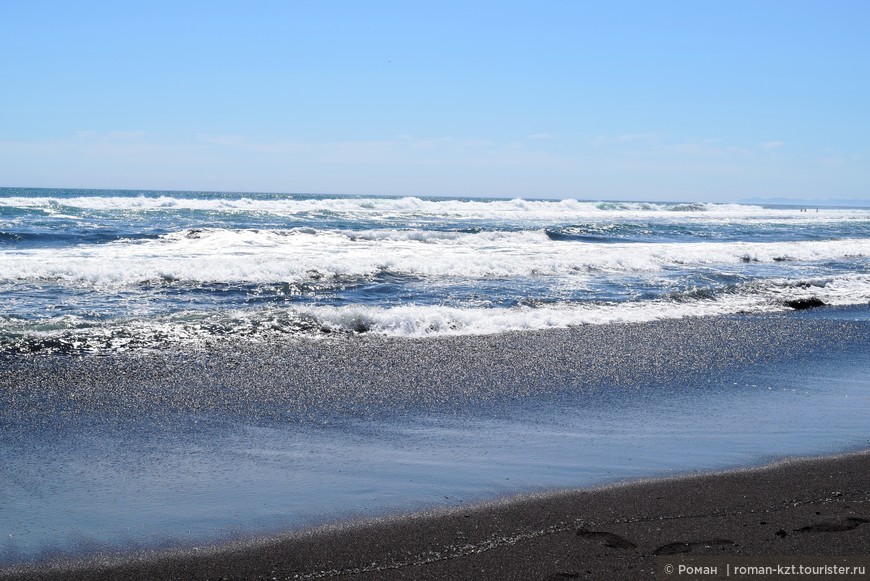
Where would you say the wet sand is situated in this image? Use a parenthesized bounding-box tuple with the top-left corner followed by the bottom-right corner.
(2, 309, 869, 579)
(4, 451, 868, 580)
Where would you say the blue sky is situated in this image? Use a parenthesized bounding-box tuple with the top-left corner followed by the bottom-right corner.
(2, 1, 868, 202)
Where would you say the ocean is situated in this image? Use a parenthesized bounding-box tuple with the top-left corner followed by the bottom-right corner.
(1, 188, 869, 352)
(1, 188, 869, 566)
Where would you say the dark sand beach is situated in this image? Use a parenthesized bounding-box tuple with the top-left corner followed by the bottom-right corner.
(2, 310, 869, 580)
(3, 452, 869, 580)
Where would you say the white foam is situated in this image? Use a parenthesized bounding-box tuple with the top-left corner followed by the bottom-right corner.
(2, 227, 868, 286)
(296, 273, 870, 336)
(6, 272, 869, 347)
(3, 194, 869, 224)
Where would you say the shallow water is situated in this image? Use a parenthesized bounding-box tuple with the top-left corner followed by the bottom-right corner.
(0, 309, 868, 565)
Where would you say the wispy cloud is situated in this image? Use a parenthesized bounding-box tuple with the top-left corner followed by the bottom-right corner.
(193, 133, 578, 169)
(3, 131, 867, 202)
(591, 133, 750, 159)
(0, 131, 579, 193)
(197, 134, 300, 153)
(590, 133, 662, 148)
(73, 130, 148, 142)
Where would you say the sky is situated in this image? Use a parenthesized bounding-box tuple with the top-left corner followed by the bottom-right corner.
(2, 0, 869, 203)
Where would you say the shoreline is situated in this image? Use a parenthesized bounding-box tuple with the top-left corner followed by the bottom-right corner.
(1, 308, 869, 578)
(4, 309, 869, 419)
(4, 449, 869, 580)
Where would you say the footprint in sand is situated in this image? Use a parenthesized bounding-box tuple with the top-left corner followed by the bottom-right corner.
(575, 529, 637, 550)
(653, 539, 734, 555)
(796, 516, 869, 533)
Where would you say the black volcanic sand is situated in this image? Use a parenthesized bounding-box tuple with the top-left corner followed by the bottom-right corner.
(1, 309, 869, 580)
(2, 311, 870, 425)
(3, 452, 869, 580)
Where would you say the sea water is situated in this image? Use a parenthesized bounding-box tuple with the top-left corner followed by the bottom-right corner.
(1, 188, 869, 352)
(1, 189, 869, 565)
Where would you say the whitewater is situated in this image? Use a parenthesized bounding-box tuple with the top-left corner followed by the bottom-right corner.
(1, 188, 869, 351)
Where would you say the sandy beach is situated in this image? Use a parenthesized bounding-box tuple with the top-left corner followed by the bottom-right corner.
(3, 451, 868, 580)
(2, 310, 869, 579)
